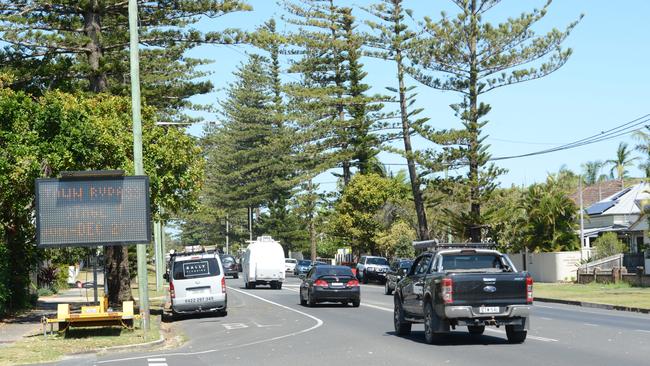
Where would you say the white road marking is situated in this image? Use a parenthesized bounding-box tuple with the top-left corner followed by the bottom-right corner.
(147, 359, 166, 362)
(148, 363, 167, 366)
(539, 317, 552, 321)
(635, 329, 650, 333)
(485, 328, 558, 342)
(361, 303, 393, 312)
(583, 323, 599, 327)
(96, 287, 324, 364)
(222, 323, 248, 330)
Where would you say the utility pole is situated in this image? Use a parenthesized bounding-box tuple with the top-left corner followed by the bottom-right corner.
(579, 176, 585, 261)
(129, 0, 149, 331)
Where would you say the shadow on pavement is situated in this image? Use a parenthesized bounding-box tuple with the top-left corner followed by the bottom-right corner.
(385, 330, 510, 346)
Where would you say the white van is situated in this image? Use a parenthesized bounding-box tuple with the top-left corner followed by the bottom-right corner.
(164, 249, 227, 317)
(242, 236, 285, 289)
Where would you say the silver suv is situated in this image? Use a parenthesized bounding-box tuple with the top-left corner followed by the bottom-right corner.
(165, 250, 227, 317)
(356, 256, 390, 284)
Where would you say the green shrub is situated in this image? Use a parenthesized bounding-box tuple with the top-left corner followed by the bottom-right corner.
(594, 232, 627, 259)
(54, 264, 69, 291)
(37, 287, 55, 297)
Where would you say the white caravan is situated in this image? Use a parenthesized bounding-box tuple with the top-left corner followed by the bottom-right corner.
(242, 236, 286, 289)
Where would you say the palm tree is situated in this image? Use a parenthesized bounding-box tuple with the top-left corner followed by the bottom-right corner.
(581, 160, 604, 185)
(606, 142, 638, 187)
(633, 128, 650, 178)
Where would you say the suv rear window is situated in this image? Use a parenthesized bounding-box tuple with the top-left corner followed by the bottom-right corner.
(173, 258, 220, 280)
(441, 254, 506, 271)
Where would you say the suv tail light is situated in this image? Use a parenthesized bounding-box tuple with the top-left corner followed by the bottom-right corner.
(170, 281, 175, 299)
(526, 276, 534, 303)
(221, 276, 226, 293)
(442, 278, 453, 304)
(314, 279, 329, 287)
(346, 279, 359, 287)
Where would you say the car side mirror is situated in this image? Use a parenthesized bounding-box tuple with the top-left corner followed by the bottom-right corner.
(163, 273, 169, 282)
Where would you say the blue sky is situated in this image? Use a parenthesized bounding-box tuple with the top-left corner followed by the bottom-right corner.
(182, 0, 650, 189)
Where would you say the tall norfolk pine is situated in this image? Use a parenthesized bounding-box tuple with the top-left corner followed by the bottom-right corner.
(409, 0, 581, 242)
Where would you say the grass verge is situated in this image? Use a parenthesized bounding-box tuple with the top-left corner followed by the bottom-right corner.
(536, 282, 650, 309)
(0, 316, 161, 366)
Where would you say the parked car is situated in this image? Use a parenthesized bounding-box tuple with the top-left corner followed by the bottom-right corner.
(220, 254, 239, 279)
(294, 260, 312, 276)
(384, 259, 413, 295)
(299, 265, 360, 307)
(164, 249, 227, 317)
(242, 236, 285, 289)
(393, 246, 532, 344)
(356, 256, 391, 284)
(285, 258, 298, 273)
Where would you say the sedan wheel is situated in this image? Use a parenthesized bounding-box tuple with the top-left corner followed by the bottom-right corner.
(307, 290, 316, 307)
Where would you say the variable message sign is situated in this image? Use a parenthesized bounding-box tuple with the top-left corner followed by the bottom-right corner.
(35, 175, 152, 247)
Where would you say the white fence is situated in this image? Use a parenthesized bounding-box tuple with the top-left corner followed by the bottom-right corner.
(508, 251, 582, 282)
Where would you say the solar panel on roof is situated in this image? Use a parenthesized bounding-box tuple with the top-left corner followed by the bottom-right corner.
(585, 201, 617, 215)
(608, 187, 632, 201)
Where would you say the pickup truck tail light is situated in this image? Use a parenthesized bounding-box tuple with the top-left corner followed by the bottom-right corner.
(442, 278, 453, 304)
(170, 281, 175, 299)
(526, 276, 534, 303)
(314, 279, 329, 287)
(221, 276, 226, 293)
(346, 279, 359, 287)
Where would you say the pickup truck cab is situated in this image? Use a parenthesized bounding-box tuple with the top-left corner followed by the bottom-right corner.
(393, 247, 532, 344)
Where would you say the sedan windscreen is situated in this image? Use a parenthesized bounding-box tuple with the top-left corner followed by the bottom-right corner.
(173, 258, 220, 280)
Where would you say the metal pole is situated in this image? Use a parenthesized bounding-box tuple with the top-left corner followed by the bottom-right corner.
(248, 207, 253, 242)
(154, 220, 161, 291)
(129, 0, 149, 331)
(579, 177, 585, 261)
(93, 248, 98, 304)
(226, 214, 230, 254)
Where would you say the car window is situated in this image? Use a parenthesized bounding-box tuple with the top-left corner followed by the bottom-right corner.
(315, 267, 354, 277)
(414, 256, 432, 275)
(172, 258, 220, 280)
(360, 257, 366, 264)
(221, 256, 235, 265)
(306, 268, 316, 278)
(441, 254, 506, 271)
(399, 260, 413, 269)
(298, 260, 311, 266)
(367, 257, 388, 265)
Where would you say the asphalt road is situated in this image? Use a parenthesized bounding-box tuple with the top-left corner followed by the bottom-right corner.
(53, 275, 650, 366)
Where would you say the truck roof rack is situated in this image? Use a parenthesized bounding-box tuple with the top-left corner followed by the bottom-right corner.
(412, 240, 497, 251)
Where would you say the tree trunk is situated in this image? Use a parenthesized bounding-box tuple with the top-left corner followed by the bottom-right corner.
(468, 0, 481, 243)
(396, 44, 429, 241)
(83, 1, 108, 93)
(104, 246, 132, 307)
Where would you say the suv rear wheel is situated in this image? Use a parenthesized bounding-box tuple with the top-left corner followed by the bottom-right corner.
(393, 296, 411, 335)
(424, 301, 444, 344)
(505, 325, 527, 343)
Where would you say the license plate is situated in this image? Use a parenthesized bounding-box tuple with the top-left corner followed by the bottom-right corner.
(331, 282, 344, 287)
(190, 288, 210, 295)
(185, 297, 214, 303)
(479, 306, 500, 314)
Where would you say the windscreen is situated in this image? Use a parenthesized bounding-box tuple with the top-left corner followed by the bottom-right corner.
(173, 258, 220, 280)
(367, 257, 388, 265)
(298, 260, 311, 266)
(441, 254, 508, 272)
(316, 267, 354, 277)
(221, 256, 235, 265)
(399, 261, 413, 269)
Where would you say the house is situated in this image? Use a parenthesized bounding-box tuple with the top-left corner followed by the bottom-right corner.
(579, 182, 650, 257)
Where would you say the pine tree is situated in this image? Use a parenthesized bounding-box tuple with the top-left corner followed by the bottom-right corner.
(364, 0, 431, 240)
(409, 0, 582, 242)
(0, 0, 251, 122)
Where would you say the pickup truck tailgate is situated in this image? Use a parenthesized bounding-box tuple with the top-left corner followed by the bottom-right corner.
(449, 273, 528, 306)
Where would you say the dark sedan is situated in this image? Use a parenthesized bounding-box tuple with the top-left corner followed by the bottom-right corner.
(384, 259, 413, 295)
(219, 254, 239, 279)
(300, 265, 360, 307)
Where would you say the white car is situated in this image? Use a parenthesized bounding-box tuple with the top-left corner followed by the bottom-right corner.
(285, 258, 297, 273)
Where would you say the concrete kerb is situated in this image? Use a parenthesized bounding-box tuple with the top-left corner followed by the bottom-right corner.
(536, 297, 650, 314)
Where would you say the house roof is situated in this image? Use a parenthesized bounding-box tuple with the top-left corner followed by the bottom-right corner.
(569, 180, 625, 208)
(584, 182, 650, 216)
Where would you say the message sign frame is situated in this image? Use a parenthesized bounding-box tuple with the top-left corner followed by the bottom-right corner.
(35, 174, 152, 248)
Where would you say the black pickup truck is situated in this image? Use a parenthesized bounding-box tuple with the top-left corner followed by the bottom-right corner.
(393, 247, 532, 344)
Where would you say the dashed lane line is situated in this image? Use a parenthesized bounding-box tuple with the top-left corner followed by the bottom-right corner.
(95, 287, 323, 364)
(485, 328, 558, 342)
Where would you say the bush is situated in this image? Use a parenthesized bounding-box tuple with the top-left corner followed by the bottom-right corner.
(594, 232, 627, 259)
(37, 287, 55, 297)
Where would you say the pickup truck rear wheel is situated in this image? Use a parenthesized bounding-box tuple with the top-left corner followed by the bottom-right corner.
(393, 296, 411, 336)
(424, 302, 443, 344)
(467, 325, 485, 335)
(362, 271, 369, 284)
(505, 325, 527, 343)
